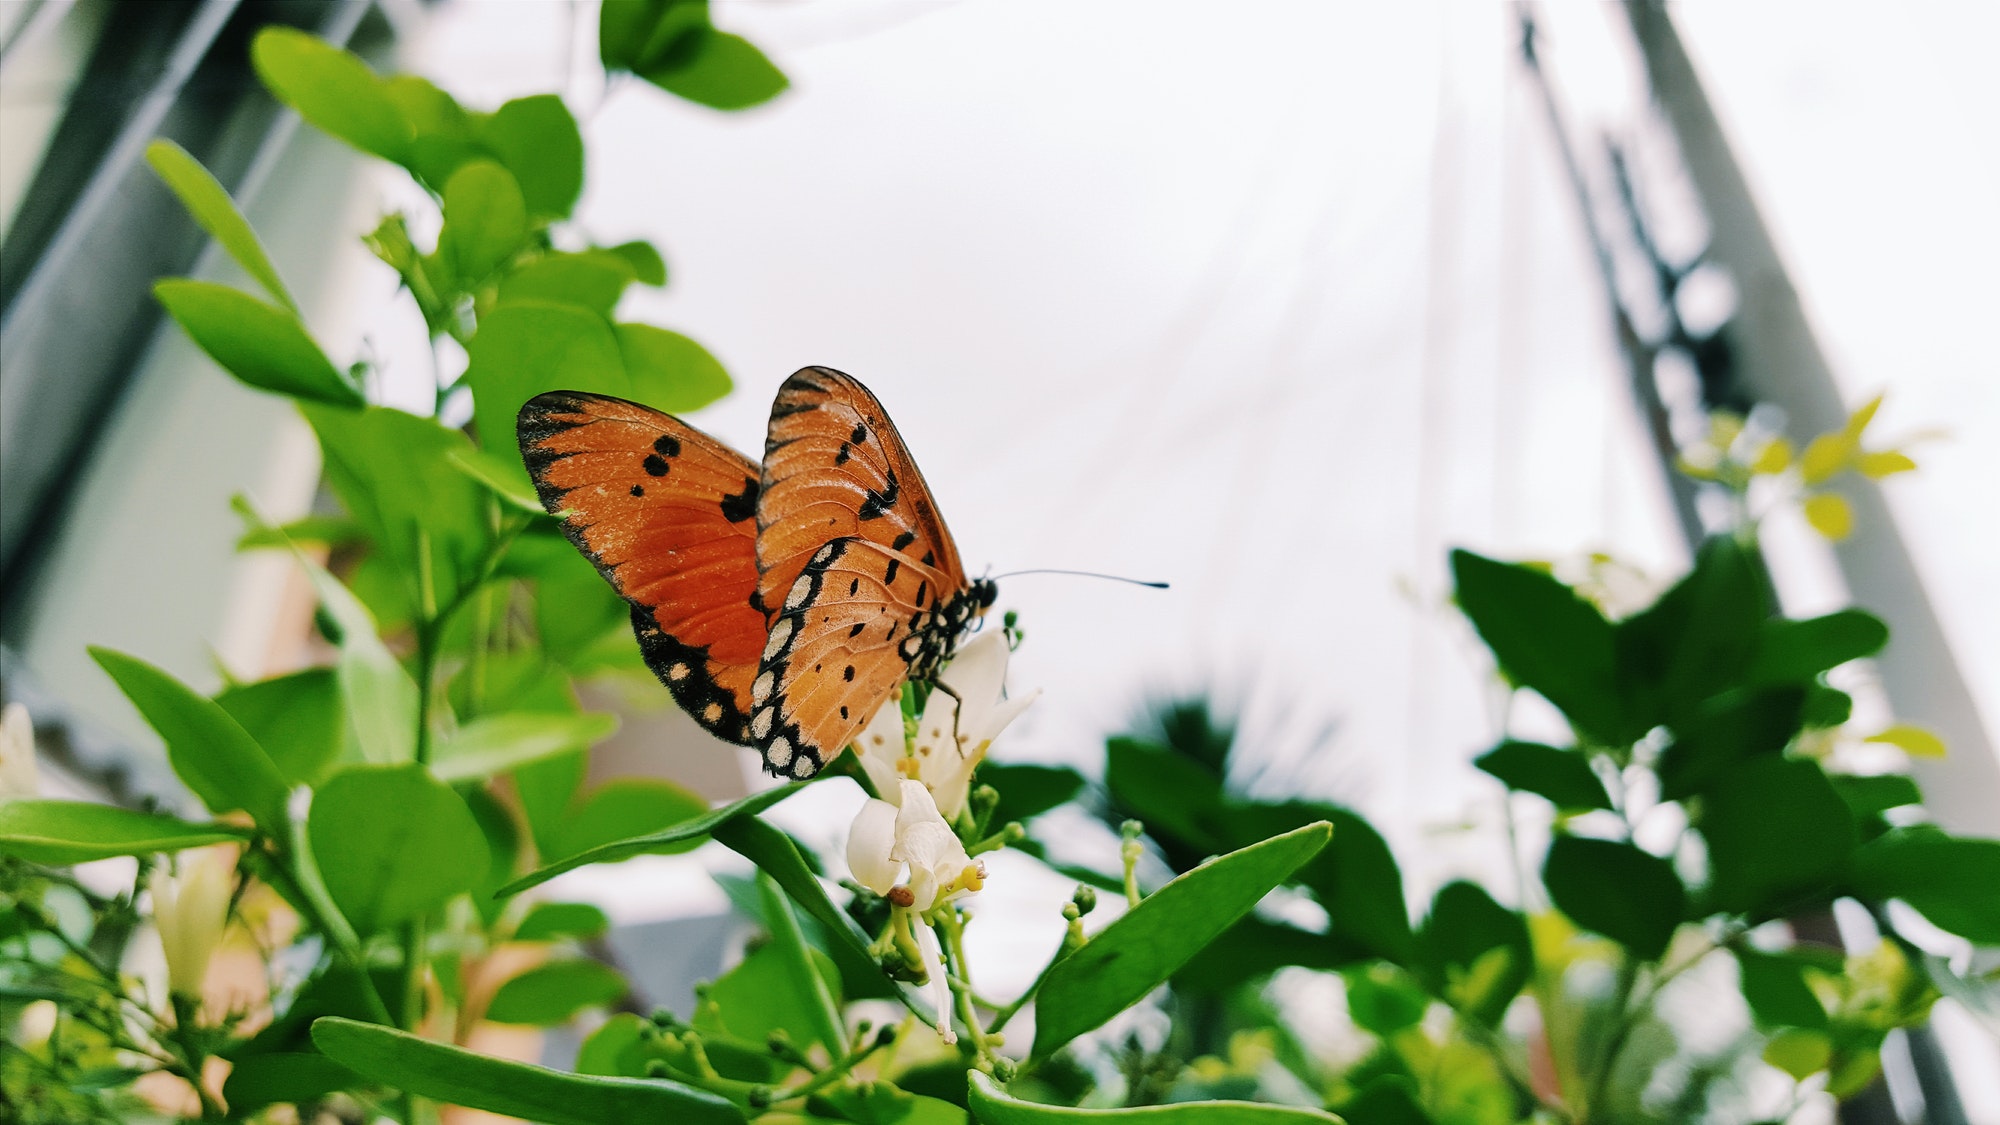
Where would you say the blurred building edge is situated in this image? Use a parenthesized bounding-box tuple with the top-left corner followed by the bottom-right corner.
(0, 0, 397, 800)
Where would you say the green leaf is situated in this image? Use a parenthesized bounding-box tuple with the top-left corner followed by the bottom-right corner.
(1849, 828, 2000, 943)
(607, 240, 667, 286)
(1106, 737, 1229, 861)
(497, 251, 636, 316)
(1473, 741, 1611, 812)
(757, 870, 845, 1053)
(1828, 774, 1924, 823)
(967, 1072, 1341, 1124)
(479, 95, 585, 219)
(696, 940, 842, 1054)
(235, 514, 365, 551)
(438, 160, 528, 287)
(1613, 536, 1766, 728)
(0, 801, 248, 865)
(382, 74, 479, 188)
(145, 140, 296, 311)
(1656, 686, 1806, 802)
(1264, 804, 1414, 966)
(485, 959, 628, 1025)
(1451, 550, 1624, 745)
(1734, 949, 1829, 1030)
(308, 764, 487, 934)
(1344, 961, 1430, 1036)
(303, 403, 496, 614)
(89, 647, 290, 829)
(615, 323, 733, 412)
(221, 1052, 360, 1115)
(1763, 1028, 1834, 1081)
(710, 815, 882, 971)
(154, 280, 362, 407)
(1417, 881, 1531, 1026)
(311, 1017, 744, 1124)
(514, 902, 610, 943)
(545, 778, 709, 861)
(600, 0, 710, 71)
(1802, 684, 1854, 730)
(449, 446, 549, 514)
(215, 669, 345, 787)
(1031, 821, 1334, 1059)
(1700, 757, 1854, 918)
(1542, 836, 1684, 961)
(981, 763, 1086, 826)
(233, 498, 421, 765)
(252, 28, 411, 162)
(1748, 610, 1889, 685)
(500, 781, 806, 896)
(638, 30, 789, 111)
(466, 300, 626, 465)
(1170, 916, 1341, 994)
(431, 712, 618, 784)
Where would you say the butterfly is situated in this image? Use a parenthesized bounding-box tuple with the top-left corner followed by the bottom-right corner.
(516, 366, 997, 780)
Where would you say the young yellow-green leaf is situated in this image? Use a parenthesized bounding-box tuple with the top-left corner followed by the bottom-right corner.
(145, 140, 296, 311)
(154, 280, 362, 407)
(615, 324, 733, 412)
(1843, 393, 1885, 441)
(89, 647, 290, 830)
(0, 800, 249, 865)
(1804, 492, 1854, 540)
(1031, 821, 1334, 1060)
(544, 778, 709, 862)
(252, 28, 411, 162)
(439, 160, 529, 287)
(431, 712, 619, 784)
(499, 783, 808, 896)
(1865, 724, 1947, 759)
(1856, 450, 1917, 479)
(1542, 836, 1684, 961)
(308, 764, 487, 934)
(1799, 433, 1854, 486)
(1763, 1028, 1834, 1081)
(637, 30, 789, 111)
(478, 95, 586, 219)
(311, 1017, 744, 1124)
(1417, 881, 1531, 1027)
(606, 240, 667, 286)
(485, 959, 628, 1025)
(968, 1073, 1341, 1124)
(1751, 436, 1793, 475)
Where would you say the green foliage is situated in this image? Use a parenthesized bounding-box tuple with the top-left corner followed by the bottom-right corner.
(153, 280, 362, 407)
(0, 800, 247, 864)
(485, 959, 629, 1025)
(600, 0, 790, 110)
(1032, 822, 1333, 1059)
(1474, 740, 1611, 812)
(307, 765, 487, 935)
(145, 139, 297, 311)
(1543, 836, 1684, 961)
(968, 1072, 1342, 1123)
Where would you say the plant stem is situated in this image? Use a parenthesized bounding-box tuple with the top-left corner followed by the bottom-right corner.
(934, 906, 992, 1067)
(757, 872, 846, 1058)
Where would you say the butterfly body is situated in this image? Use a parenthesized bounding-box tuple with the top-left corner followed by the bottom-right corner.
(518, 367, 993, 778)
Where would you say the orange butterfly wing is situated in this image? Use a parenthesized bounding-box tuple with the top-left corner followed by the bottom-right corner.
(517, 391, 765, 744)
(746, 367, 994, 778)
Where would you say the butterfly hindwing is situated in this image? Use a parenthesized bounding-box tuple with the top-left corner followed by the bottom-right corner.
(517, 391, 766, 744)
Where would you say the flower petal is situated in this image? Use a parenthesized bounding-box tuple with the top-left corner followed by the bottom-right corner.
(913, 919, 956, 1044)
(854, 699, 909, 805)
(846, 799, 902, 894)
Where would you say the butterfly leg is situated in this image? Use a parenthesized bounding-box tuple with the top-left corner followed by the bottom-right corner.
(928, 680, 970, 756)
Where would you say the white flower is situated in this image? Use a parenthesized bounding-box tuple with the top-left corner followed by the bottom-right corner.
(0, 702, 39, 800)
(150, 845, 236, 1002)
(847, 781, 984, 912)
(853, 630, 1038, 821)
(912, 915, 954, 1045)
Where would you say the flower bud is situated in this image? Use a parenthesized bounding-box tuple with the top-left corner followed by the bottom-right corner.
(149, 845, 236, 1004)
(0, 702, 39, 801)
(1072, 886, 1098, 915)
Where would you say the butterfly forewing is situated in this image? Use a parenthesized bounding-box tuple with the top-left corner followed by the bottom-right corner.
(517, 391, 766, 743)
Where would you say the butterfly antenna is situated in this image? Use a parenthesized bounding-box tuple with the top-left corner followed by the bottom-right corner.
(988, 568, 1169, 589)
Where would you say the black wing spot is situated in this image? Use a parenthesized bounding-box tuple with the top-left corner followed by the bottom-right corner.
(840, 705, 849, 720)
(630, 484, 645, 497)
(922, 550, 935, 567)
(653, 433, 681, 457)
(849, 623, 864, 637)
(915, 580, 928, 607)
(843, 665, 855, 682)
(643, 454, 670, 476)
(892, 530, 916, 551)
(858, 470, 900, 520)
(850, 423, 867, 443)
(849, 578, 859, 596)
(884, 559, 900, 585)
(835, 442, 852, 465)
(721, 477, 759, 523)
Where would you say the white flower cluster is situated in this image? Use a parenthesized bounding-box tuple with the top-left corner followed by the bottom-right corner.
(842, 630, 1037, 1042)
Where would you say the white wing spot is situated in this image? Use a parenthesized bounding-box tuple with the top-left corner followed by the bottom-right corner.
(786, 575, 813, 609)
(767, 736, 794, 769)
(753, 671, 775, 704)
(814, 544, 836, 564)
(751, 707, 774, 739)
(763, 617, 794, 659)
(703, 703, 723, 722)
(790, 755, 816, 779)
(668, 663, 690, 681)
